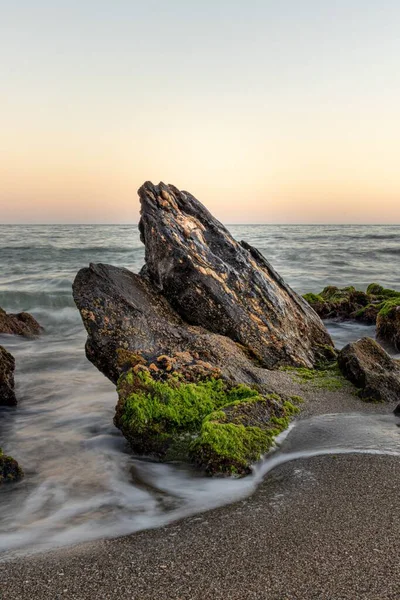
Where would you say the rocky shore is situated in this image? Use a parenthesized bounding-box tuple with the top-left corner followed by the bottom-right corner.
(73, 182, 338, 475)
(2, 183, 400, 599)
(72, 182, 400, 476)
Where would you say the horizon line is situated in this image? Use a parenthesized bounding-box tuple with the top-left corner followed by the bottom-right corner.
(1, 223, 400, 227)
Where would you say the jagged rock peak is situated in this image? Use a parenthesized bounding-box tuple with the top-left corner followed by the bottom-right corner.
(138, 181, 333, 369)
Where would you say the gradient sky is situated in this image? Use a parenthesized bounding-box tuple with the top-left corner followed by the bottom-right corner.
(1, 0, 400, 223)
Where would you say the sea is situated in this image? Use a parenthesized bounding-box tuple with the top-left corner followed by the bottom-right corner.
(1, 223, 400, 558)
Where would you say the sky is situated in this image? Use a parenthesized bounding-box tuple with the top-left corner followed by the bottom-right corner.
(1, 0, 400, 224)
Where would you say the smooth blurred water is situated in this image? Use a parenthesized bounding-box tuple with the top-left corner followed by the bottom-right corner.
(0, 223, 400, 558)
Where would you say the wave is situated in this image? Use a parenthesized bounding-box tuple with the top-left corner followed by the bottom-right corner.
(376, 247, 400, 256)
(0, 246, 144, 255)
(0, 290, 75, 310)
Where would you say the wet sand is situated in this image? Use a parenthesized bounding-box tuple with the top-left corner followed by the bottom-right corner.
(1, 452, 400, 600)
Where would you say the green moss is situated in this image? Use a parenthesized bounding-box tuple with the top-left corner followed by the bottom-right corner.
(303, 293, 324, 304)
(367, 283, 400, 299)
(290, 395, 304, 404)
(378, 297, 400, 317)
(119, 372, 258, 435)
(190, 395, 298, 475)
(191, 419, 272, 475)
(281, 363, 347, 390)
(366, 283, 384, 295)
(116, 371, 264, 458)
(116, 371, 301, 475)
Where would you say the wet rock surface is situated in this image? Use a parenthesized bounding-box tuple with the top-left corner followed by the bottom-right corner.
(0, 307, 42, 337)
(0, 345, 17, 406)
(338, 337, 400, 402)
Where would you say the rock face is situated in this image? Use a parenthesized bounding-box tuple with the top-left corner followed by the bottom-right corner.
(338, 337, 400, 403)
(138, 182, 332, 369)
(0, 307, 42, 337)
(0, 346, 16, 406)
(73, 181, 334, 475)
(73, 263, 285, 387)
(0, 448, 23, 484)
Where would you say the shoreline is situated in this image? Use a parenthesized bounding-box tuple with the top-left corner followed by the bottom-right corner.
(1, 451, 400, 599)
(2, 370, 400, 598)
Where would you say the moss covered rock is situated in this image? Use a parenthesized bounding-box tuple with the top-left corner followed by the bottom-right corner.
(190, 396, 299, 476)
(303, 286, 370, 320)
(376, 299, 400, 351)
(0, 448, 24, 484)
(114, 356, 299, 476)
(304, 284, 400, 332)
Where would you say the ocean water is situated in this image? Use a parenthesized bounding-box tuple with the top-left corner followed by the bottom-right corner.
(0, 223, 400, 558)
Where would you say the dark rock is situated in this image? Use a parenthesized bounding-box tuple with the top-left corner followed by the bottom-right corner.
(0, 346, 16, 406)
(304, 284, 400, 343)
(73, 263, 286, 388)
(0, 307, 42, 337)
(138, 182, 332, 369)
(337, 337, 400, 402)
(304, 286, 372, 321)
(376, 302, 400, 351)
(394, 403, 400, 416)
(0, 449, 23, 484)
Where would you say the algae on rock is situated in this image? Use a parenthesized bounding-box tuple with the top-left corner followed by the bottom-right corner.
(303, 283, 400, 351)
(115, 363, 298, 476)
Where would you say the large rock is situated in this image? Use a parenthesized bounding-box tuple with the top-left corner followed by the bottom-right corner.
(0, 346, 16, 406)
(138, 182, 332, 369)
(337, 337, 400, 402)
(73, 263, 282, 387)
(73, 181, 335, 475)
(0, 307, 42, 337)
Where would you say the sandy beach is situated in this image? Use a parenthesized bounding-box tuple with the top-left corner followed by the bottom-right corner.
(1, 449, 400, 600)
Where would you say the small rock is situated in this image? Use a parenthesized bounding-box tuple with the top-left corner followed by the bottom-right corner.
(0, 448, 24, 484)
(0, 345, 16, 406)
(338, 337, 400, 402)
(0, 307, 42, 337)
(377, 303, 400, 351)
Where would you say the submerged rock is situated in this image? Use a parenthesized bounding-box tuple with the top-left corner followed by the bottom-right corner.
(0, 448, 23, 484)
(337, 337, 400, 403)
(0, 346, 16, 406)
(73, 181, 335, 475)
(0, 307, 42, 337)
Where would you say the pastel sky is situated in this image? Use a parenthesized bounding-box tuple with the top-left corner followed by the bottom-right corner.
(1, 1, 400, 224)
